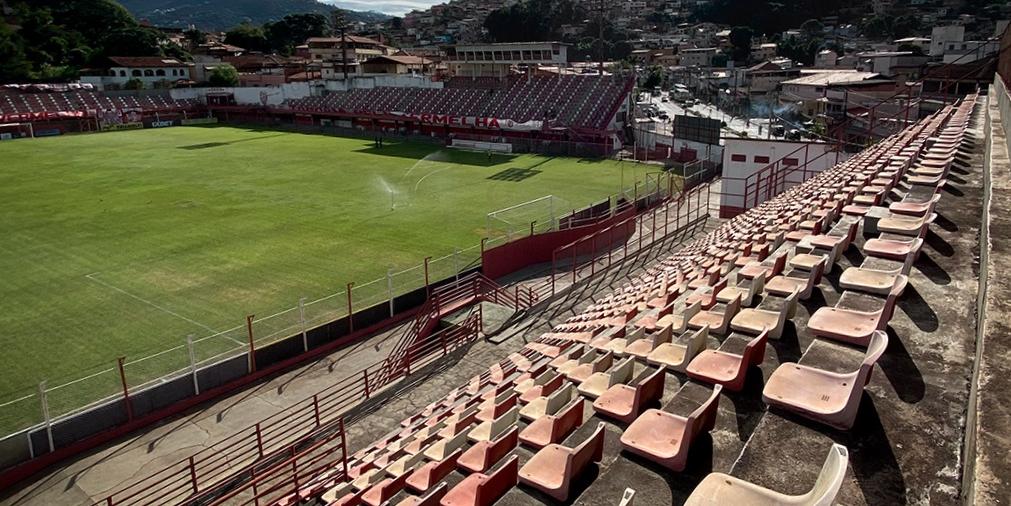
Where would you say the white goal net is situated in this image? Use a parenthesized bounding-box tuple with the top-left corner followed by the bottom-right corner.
(486, 195, 570, 240)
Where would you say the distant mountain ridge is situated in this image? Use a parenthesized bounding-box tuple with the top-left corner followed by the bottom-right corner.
(118, 0, 391, 30)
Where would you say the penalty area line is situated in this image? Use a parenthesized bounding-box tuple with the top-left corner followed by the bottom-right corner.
(84, 272, 245, 347)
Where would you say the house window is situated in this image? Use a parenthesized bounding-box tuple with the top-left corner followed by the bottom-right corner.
(119, 70, 126, 77)
(754, 155, 770, 163)
(156, 69, 165, 76)
(730, 154, 747, 162)
(132, 69, 141, 76)
(783, 157, 799, 166)
(144, 69, 154, 76)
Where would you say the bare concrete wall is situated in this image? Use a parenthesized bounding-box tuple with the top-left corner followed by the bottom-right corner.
(971, 80, 1011, 504)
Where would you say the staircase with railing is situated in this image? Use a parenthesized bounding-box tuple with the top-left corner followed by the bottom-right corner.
(377, 273, 535, 384)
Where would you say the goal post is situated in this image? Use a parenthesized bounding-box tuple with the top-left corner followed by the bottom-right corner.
(486, 195, 570, 239)
(0, 122, 34, 141)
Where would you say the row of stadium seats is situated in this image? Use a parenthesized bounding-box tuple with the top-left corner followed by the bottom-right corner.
(281, 94, 976, 505)
(0, 90, 197, 115)
(284, 75, 630, 130)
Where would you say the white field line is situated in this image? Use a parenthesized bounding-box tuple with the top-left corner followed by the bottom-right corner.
(84, 272, 245, 347)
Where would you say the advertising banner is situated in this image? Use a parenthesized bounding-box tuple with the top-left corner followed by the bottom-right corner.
(0, 111, 85, 122)
(390, 112, 543, 132)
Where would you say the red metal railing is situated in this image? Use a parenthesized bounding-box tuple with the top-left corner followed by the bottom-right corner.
(540, 183, 711, 296)
(203, 421, 349, 506)
(379, 273, 532, 385)
(99, 317, 481, 506)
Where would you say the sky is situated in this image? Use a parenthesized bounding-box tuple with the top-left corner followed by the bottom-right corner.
(322, 0, 440, 16)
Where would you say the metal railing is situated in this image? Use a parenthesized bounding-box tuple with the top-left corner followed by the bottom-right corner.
(98, 316, 480, 506)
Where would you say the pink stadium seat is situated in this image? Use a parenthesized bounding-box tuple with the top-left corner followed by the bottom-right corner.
(619, 384, 722, 470)
(593, 367, 666, 424)
(518, 422, 606, 501)
(441, 454, 519, 506)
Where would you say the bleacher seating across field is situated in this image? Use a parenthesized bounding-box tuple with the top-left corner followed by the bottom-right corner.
(290, 94, 976, 505)
(0, 89, 197, 119)
(283, 75, 631, 131)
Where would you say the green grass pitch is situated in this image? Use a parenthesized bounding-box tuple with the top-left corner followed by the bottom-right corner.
(0, 124, 653, 430)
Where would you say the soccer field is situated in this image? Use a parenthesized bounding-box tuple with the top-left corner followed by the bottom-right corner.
(0, 125, 652, 431)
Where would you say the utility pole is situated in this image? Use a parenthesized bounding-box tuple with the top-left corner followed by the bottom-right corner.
(594, 0, 606, 76)
(332, 10, 349, 81)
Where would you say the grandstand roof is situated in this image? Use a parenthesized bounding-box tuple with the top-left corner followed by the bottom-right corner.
(363, 55, 432, 65)
(107, 56, 189, 68)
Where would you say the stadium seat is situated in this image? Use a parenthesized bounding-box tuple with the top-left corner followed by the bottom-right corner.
(441, 454, 519, 506)
(458, 426, 519, 474)
(763, 331, 888, 430)
(520, 383, 574, 421)
(688, 293, 741, 335)
(683, 444, 848, 505)
(593, 367, 666, 424)
(406, 449, 461, 493)
(519, 397, 584, 449)
(730, 290, 799, 339)
(468, 406, 519, 443)
(807, 275, 907, 347)
(646, 325, 709, 372)
(518, 422, 606, 501)
(398, 482, 448, 506)
(426, 430, 470, 462)
(686, 330, 770, 392)
(619, 384, 722, 470)
(577, 357, 635, 398)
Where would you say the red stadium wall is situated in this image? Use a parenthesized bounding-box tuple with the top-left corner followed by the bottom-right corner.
(482, 206, 636, 279)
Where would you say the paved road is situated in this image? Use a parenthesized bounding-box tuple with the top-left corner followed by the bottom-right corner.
(640, 96, 785, 140)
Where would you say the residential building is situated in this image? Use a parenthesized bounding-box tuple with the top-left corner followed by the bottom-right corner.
(360, 55, 434, 74)
(445, 42, 568, 77)
(81, 56, 192, 90)
(942, 40, 1001, 64)
(930, 25, 965, 57)
(856, 51, 930, 78)
(307, 35, 392, 79)
(814, 50, 838, 68)
(680, 47, 718, 68)
(750, 43, 778, 63)
(741, 60, 801, 94)
(779, 70, 896, 117)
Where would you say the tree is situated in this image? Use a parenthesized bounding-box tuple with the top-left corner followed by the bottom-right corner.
(124, 77, 144, 90)
(184, 29, 207, 48)
(642, 66, 663, 89)
(225, 23, 269, 53)
(801, 19, 824, 37)
(265, 13, 328, 55)
(484, 0, 585, 43)
(209, 64, 239, 86)
(101, 27, 163, 58)
(729, 26, 754, 63)
(0, 24, 32, 82)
